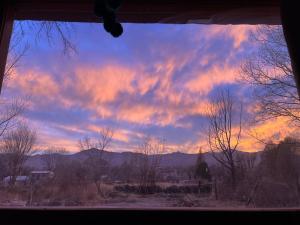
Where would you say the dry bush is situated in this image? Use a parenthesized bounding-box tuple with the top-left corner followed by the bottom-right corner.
(0, 187, 28, 206)
(215, 181, 236, 201)
(251, 178, 299, 207)
(135, 137, 165, 191)
(1, 124, 36, 186)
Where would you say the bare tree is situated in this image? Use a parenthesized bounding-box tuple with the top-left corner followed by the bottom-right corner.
(42, 146, 68, 171)
(93, 127, 113, 196)
(136, 137, 166, 191)
(2, 23, 28, 128)
(0, 21, 75, 139)
(97, 128, 114, 153)
(1, 124, 36, 186)
(79, 127, 114, 197)
(2, 20, 75, 88)
(240, 25, 300, 125)
(4, 22, 30, 82)
(78, 136, 96, 151)
(79, 128, 113, 153)
(4, 21, 76, 86)
(0, 99, 25, 138)
(15, 21, 76, 56)
(207, 90, 242, 189)
(33, 21, 76, 54)
(237, 152, 257, 174)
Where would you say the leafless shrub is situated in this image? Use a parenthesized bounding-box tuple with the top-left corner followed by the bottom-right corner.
(42, 146, 68, 171)
(251, 178, 299, 207)
(0, 124, 36, 186)
(54, 160, 88, 191)
(79, 127, 114, 197)
(135, 137, 166, 192)
(78, 136, 96, 151)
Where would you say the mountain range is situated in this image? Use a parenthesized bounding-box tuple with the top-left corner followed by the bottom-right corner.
(17, 148, 261, 170)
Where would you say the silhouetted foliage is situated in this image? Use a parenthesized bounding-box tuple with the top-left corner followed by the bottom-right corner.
(194, 149, 211, 181)
(0, 156, 8, 179)
(260, 137, 300, 186)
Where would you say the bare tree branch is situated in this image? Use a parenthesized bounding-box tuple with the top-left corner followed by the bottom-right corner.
(0, 98, 25, 137)
(33, 21, 77, 55)
(42, 146, 68, 171)
(78, 127, 114, 197)
(136, 136, 166, 190)
(239, 25, 300, 125)
(206, 90, 243, 189)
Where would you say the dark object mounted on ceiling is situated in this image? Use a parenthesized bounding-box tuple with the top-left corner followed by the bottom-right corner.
(94, 0, 123, 37)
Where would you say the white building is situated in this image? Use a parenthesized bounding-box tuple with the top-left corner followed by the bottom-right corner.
(3, 176, 29, 186)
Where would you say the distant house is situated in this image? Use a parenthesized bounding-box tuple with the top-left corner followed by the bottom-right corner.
(30, 170, 54, 184)
(3, 176, 29, 186)
(2, 171, 54, 187)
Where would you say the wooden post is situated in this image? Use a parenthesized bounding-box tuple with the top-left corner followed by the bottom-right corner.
(0, 1, 14, 94)
(281, 1, 300, 98)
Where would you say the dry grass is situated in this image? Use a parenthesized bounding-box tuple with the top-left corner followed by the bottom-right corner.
(0, 181, 297, 208)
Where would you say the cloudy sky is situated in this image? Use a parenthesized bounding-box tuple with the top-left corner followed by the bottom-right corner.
(2, 22, 295, 153)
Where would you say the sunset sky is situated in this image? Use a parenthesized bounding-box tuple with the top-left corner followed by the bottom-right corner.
(2, 22, 296, 153)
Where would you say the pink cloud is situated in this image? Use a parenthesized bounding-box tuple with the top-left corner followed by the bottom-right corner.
(205, 25, 256, 49)
(185, 65, 237, 95)
(116, 103, 157, 124)
(8, 70, 59, 100)
(72, 65, 136, 104)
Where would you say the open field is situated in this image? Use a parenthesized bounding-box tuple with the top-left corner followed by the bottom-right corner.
(0, 185, 245, 208)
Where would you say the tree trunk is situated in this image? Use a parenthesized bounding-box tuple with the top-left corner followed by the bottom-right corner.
(94, 180, 105, 198)
(230, 163, 236, 190)
(214, 178, 218, 200)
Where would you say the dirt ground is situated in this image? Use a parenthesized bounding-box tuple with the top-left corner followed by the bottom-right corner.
(0, 185, 246, 208)
(0, 192, 245, 208)
(98, 193, 246, 208)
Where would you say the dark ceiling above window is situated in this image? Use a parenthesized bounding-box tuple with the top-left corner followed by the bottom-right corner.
(13, 0, 280, 24)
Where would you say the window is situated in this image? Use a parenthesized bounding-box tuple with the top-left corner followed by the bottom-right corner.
(1, 20, 298, 209)
(1, 3, 300, 218)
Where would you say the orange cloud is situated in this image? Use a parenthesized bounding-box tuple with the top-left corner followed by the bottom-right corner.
(242, 117, 299, 149)
(185, 65, 237, 95)
(6, 24, 289, 154)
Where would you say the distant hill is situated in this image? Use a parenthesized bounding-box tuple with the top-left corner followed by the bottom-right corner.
(0, 148, 261, 170)
(0, 149, 260, 170)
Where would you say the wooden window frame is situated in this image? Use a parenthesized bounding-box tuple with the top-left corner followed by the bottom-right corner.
(1, 1, 300, 224)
